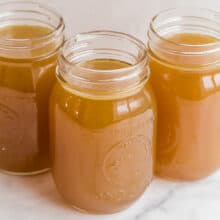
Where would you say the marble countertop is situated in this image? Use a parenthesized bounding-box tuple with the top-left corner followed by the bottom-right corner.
(1, 170, 220, 220)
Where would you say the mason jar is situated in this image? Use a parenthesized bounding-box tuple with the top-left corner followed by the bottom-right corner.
(148, 8, 220, 180)
(50, 31, 156, 213)
(0, 1, 65, 175)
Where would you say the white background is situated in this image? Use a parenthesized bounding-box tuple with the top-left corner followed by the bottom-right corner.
(35, 0, 220, 41)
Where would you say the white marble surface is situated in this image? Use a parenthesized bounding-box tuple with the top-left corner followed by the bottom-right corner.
(1, 170, 220, 220)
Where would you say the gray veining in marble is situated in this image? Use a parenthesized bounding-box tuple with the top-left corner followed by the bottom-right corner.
(0, 170, 220, 220)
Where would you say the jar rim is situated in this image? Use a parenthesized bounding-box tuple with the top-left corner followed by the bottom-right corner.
(148, 7, 220, 68)
(0, 1, 65, 49)
(57, 30, 149, 99)
(148, 7, 220, 51)
(60, 30, 148, 74)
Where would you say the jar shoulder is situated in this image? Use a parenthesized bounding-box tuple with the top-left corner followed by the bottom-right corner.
(149, 56, 220, 100)
(50, 82, 156, 129)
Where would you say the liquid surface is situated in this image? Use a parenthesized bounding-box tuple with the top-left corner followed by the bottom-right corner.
(149, 33, 220, 180)
(79, 59, 130, 70)
(167, 33, 218, 45)
(50, 59, 156, 213)
(0, 25, 51, 39)
(0, 25, 58, 174)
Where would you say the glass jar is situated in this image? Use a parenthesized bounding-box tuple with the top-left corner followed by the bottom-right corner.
(50, 31, 156, 213)
(148, 8, 220, 180)
(0, 1, 65, 175)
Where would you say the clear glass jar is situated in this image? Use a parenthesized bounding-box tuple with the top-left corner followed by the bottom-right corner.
(0, 1, 65, 175)
(148, 8, 220, 180)
(50, 31, 156, 213)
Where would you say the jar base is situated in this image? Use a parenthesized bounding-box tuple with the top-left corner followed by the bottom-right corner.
(70, 203, 129, 215)
(155, 169, 217, 182)
(0, 167, 50, 176)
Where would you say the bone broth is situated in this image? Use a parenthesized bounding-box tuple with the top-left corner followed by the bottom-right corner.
(148, 8, 220, 180)
(0, 2, 64, 175)
(50, 32, 156, 213)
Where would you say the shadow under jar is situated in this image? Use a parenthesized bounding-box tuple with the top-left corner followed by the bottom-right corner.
(0, 1, 65, 175)
(148, 8, 220, 180)
(50, 31, 157, 213)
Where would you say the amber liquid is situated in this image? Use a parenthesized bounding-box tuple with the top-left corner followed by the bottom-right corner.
(0, 25, 57, 174)
(50, 59, 156, 213)
(149, 33, 220, 180)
